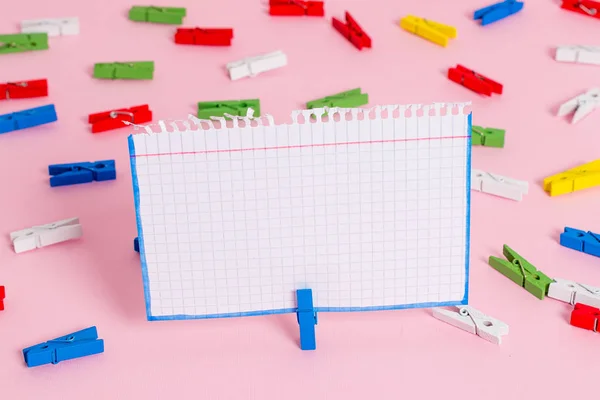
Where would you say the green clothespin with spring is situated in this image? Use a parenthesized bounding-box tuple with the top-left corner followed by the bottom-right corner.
(472, 125, 505, 148)
(197, 99, 260, 120)
(306, 88, 368, 111)
(129, 6, 187, 24)
(0, 33, 48, 55)
(93, 61, 154, 80)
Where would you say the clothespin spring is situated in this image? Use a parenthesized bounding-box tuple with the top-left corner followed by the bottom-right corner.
(46, 335, 77, 364)
(460, 307, 482, 335)
(5, 82, 27, 100)
(110, 110, 135, 122)
(112, 63, 135, 79)
(577, 2, 597, 15)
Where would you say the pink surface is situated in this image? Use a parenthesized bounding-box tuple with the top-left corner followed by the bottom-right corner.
(1, 0, 600, 398)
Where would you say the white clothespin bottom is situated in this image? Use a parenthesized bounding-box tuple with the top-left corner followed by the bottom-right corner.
(555, 46, 600, 66)
(226, 50, 287, 81)
(10, 217, 82, 254)
(557, 88, 600, 124)
(433, 306, 509, 345)
(20, 17, 79, 36)
(471, 169, 528, 201)
(548, 278, 600, 309)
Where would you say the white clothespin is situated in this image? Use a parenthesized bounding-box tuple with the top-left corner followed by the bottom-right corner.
(20, 17, 79, 36)
(557, 88, 600, 124)
(555, 46, 600, 66)
(10, 218, 82, 254)
(226, 50, 287, 81)
(433, 306, 509, 345)
(548, 278, 600, 309)
(471, 169, 529, 201)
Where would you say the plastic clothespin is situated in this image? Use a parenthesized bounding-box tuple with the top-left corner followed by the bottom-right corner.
(433, 306, 509, 344)
(0, 79, 48, 100)
(49, 160, 116, 187)
(474, 0, 524, 26)
(175, 28, 234, 46)
(306, 88, 368, 110)
(548, 278, 600, 308)
(399, 15, 456, 47)
(560, 227, 600, 257)
(93, 61, 154, 80)
(571, 303, 600, 332)
(471, 125, 505, 148)
(448, 65, 503, 96)
(561, 0, 600, 19)
(197, 99, 260, 119)
(332, 12, 372, 50)
(471, 169, 528, 201)
(556, 46, 600, 66)
(269, 0, 324, 16)
(88, 105, 152, 133)
(488, 245, 553, 299)
(10, 217, 82, 254)
(23, 326, 104, 367)
(0, 33, 48, 55)
(226, 50, 287, 81)
(557, 88, 600, 124)
(134, 237, 140, 252)
(0, 104, 57, 134)
(296, 289, 317, 350)
(20, 17, 79, 36)
(128, 6, 186, 24)
(0, 286, 5, 311)
(543, 160, 600, 196)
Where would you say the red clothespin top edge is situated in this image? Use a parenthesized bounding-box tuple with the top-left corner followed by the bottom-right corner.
(88, 104, 152, 133)
(0, 285, 5, 311)
(0, 79, 48, 100)
(269, 0, 324, 16)
(174, 28, 234, 46)
(447, 64, 503, 96)
(561, 0, 600, 19)
(332, 11, 371, 50)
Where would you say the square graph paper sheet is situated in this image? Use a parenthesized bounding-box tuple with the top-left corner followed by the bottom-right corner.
(129, 103, 472, 320)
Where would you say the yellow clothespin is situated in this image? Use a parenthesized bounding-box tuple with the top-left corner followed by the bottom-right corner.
(399, 15, 457, 47)
(543, 160, 600, 196)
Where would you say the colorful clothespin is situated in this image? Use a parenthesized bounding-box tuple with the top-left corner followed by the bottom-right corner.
(226, 51, 287, 81)
(488, 245, 553, 299)
(134, 237, 140, 252)
(474, 0, 523, 25)
(129, 6, 186, 24)
(0, 104, 57, 134)
(543, 160, 600, 196)
(561, 0, 600, 19)
(296, 289, 317, 350)
(269, 0, 324, 16)
(0, 79, 47, 100)
(557, 88, 600, 124)
(20, 17, 79, 36)
(560, 227, 600, 257)
(548, 278, 600, 309)
(175, 28, 233, 46)
(0, 286, 5, 311)
(471, 169, 528, 201)
(332, 12, 371, 50)
(306, 88, 368, 110)
(0, 33, 48, 55)
(88, 105, 152, 133)
(556, 46, 600, 66)
(93, 62, 154, 80)
(433, 306, 509, 344)
(49, 160, 116, 187)
(10, 218, 82, 254)
(23, 326, 104, 367)
(448, 65, 503, 96)
(399, 15, 456, 47)
(571, 303, 600, 332)
(471, 125, 505, 147)
(197, 99, 260, 119)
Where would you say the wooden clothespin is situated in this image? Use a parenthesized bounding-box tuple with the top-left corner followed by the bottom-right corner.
(20, 17, 79, 36)
(548, 278, 600, 309)
(269, 0, 324, 16)
(175, 28, 234, 46)
(0, 286, 5, 311)
(433, 306, 509, 344)
(226, 51, 287, 81)
(471, 125, 505, 148)
(88, 105, 152, 133)
(296, 289, 317, 350)
(306, 88, 368, 110)
(448, 65, 503, 96)
(561, 0, 600, 20)
(543, 160, 600, 196)
(332, 12, 371, 50)
(557, 88, 600, 124)
(93, 61, 154, 80)
(399, 15, 456, 47)
(197, 99, 260, 119)
(0, 104, 57, 134)
(0, 79, 48, 100)
(0, 33, 48, 55)
(556, 46, 600, 66)
(571, 303, 600, 332)
(10, 217, 83, 254)
(128, 6, 186, 24)
(560, 227, 600, 257)
(474, 0, 524, 26)
(49, 160, 116, 187)
(471, 169, 528, 201)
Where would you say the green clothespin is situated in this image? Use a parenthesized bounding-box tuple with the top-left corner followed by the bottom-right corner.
(0, 33, 48, 55)
(93, 61, 154, 80)
(488, 245, 554, 300)
(306, 88, 368, 110)
(472, 125, 505, 148)
(129, 6, 187, 24)
(197, 99, 260, 120)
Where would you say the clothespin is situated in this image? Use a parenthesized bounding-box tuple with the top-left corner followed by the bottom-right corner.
(488, 245, 554, 299)
(0, 79, 47, 100)
(557, 88, 600, 124)
(556, 46, 600, 66)
(174, 28, 234, 46)
(306, 88, 368, 110)
(128, 6, 186, 24)
(448, 65, 503, 96)
(49, 160, 116, 187)
(548, 278, 600, 309)
(93, 61, 154, 80)
(543, 160, 600, 196)
(0, 33, 48, 55)
(269, 0, 324, 16)
(399, 16, 456, 47)
(296, 289, 317, 350)
(226, 51, 287, 81)
(134, 237, 140, 252)
(433, 306, 509, 344)
(23, 326, 104, 367)
(0, 104, 57, 134)
(474, 0, 524, 26)
(471, 125, 505, 147)
(560, 227, 600, 257)
(332, 12, 371, 50)
(561, 0, 600, 20)
(20, 17, 79, 36)
(88, 105, 152, 133)
(10, 217, 82, 254)
(197, 99, 260, 119)
(0, 286, 5, 311)
(571, 303, 600, 332)
(471, 169, 528, 201)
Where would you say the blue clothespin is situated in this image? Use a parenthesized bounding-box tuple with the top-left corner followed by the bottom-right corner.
(49, 160, 116, 187)
(23, 326, 104, 368)
(0, 104, 57, 134)
(134, 237, 139, 252)
(561, 227, 600, 258)
(474, 0, 523, 25)
(296, 289, 317, 350)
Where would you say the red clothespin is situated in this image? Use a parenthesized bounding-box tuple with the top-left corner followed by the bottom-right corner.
(0, 286, 5, 311)
(0, 79, 47, 100)
(174, 28, 234, 46)
(447, 65, 503, 96)
(332, 11, 371, 50)
(571, 303, 600, 332)
(269, 0, 324, 16)
(561, 0, 600, 19)
(88, 105, 152, 133)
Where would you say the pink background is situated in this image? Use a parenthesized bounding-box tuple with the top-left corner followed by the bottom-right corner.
(1, 0, 600, 399)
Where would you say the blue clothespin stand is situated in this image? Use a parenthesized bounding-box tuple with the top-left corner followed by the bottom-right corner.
(474, 0, 523, 26)
(560, 227, 600, 258)
(296, 289, 317, 350)
(0, 104, 57, 134)
(134, 237, 140, 252)
(49, 160, 116, 187)
(23, 326, 104, 368)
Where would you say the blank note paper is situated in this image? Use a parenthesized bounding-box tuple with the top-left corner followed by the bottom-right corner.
(129, 103, 472, 320)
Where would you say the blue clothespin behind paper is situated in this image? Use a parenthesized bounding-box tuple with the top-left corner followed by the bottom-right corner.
(474, 0, 524, 25)
(296, 289, 317, 351)
(49, 160, 116, 187)
(23, 326, 104, 368)
(0, 104, 57, 134)
(134, 237, 139, 252)
(561, 227, 600, 258)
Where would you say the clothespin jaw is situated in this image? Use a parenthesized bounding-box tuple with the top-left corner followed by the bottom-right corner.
(543, 160, 600, 196)
(0, 33, 49, 55)
(399, 15, 457, 47)
(10, 218, 82, 254)
(174, 28, 234, 46)
(93, 62, 155, 80)
(433, 306, 509, 344)
(571, 303, 600, 332)
(548, 278, 600, 308)
(296, 289, 317, 350)
(561, 0, 600, 19)
(20, 17, 80, 36)
(134, 237, 140, 252)
(88, 105, 152, 133)
(557, 88, 600, 124)
(0, 79, 48, 100)
(332, 12, 372, 50)
(471, 125, 505, 147)
(197, 99, 260, 119)
(474, 0, 524, 26)
(560, 227, 600, 257)
(306, 88, 369, 110)
(0, 104, 57, 134)
(448, 65, 503, 96)
(269, 0, 324, 16)
(49, 160, 116, 187)
(129, 6, 187, 24)
(0, 286, 5, 311)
